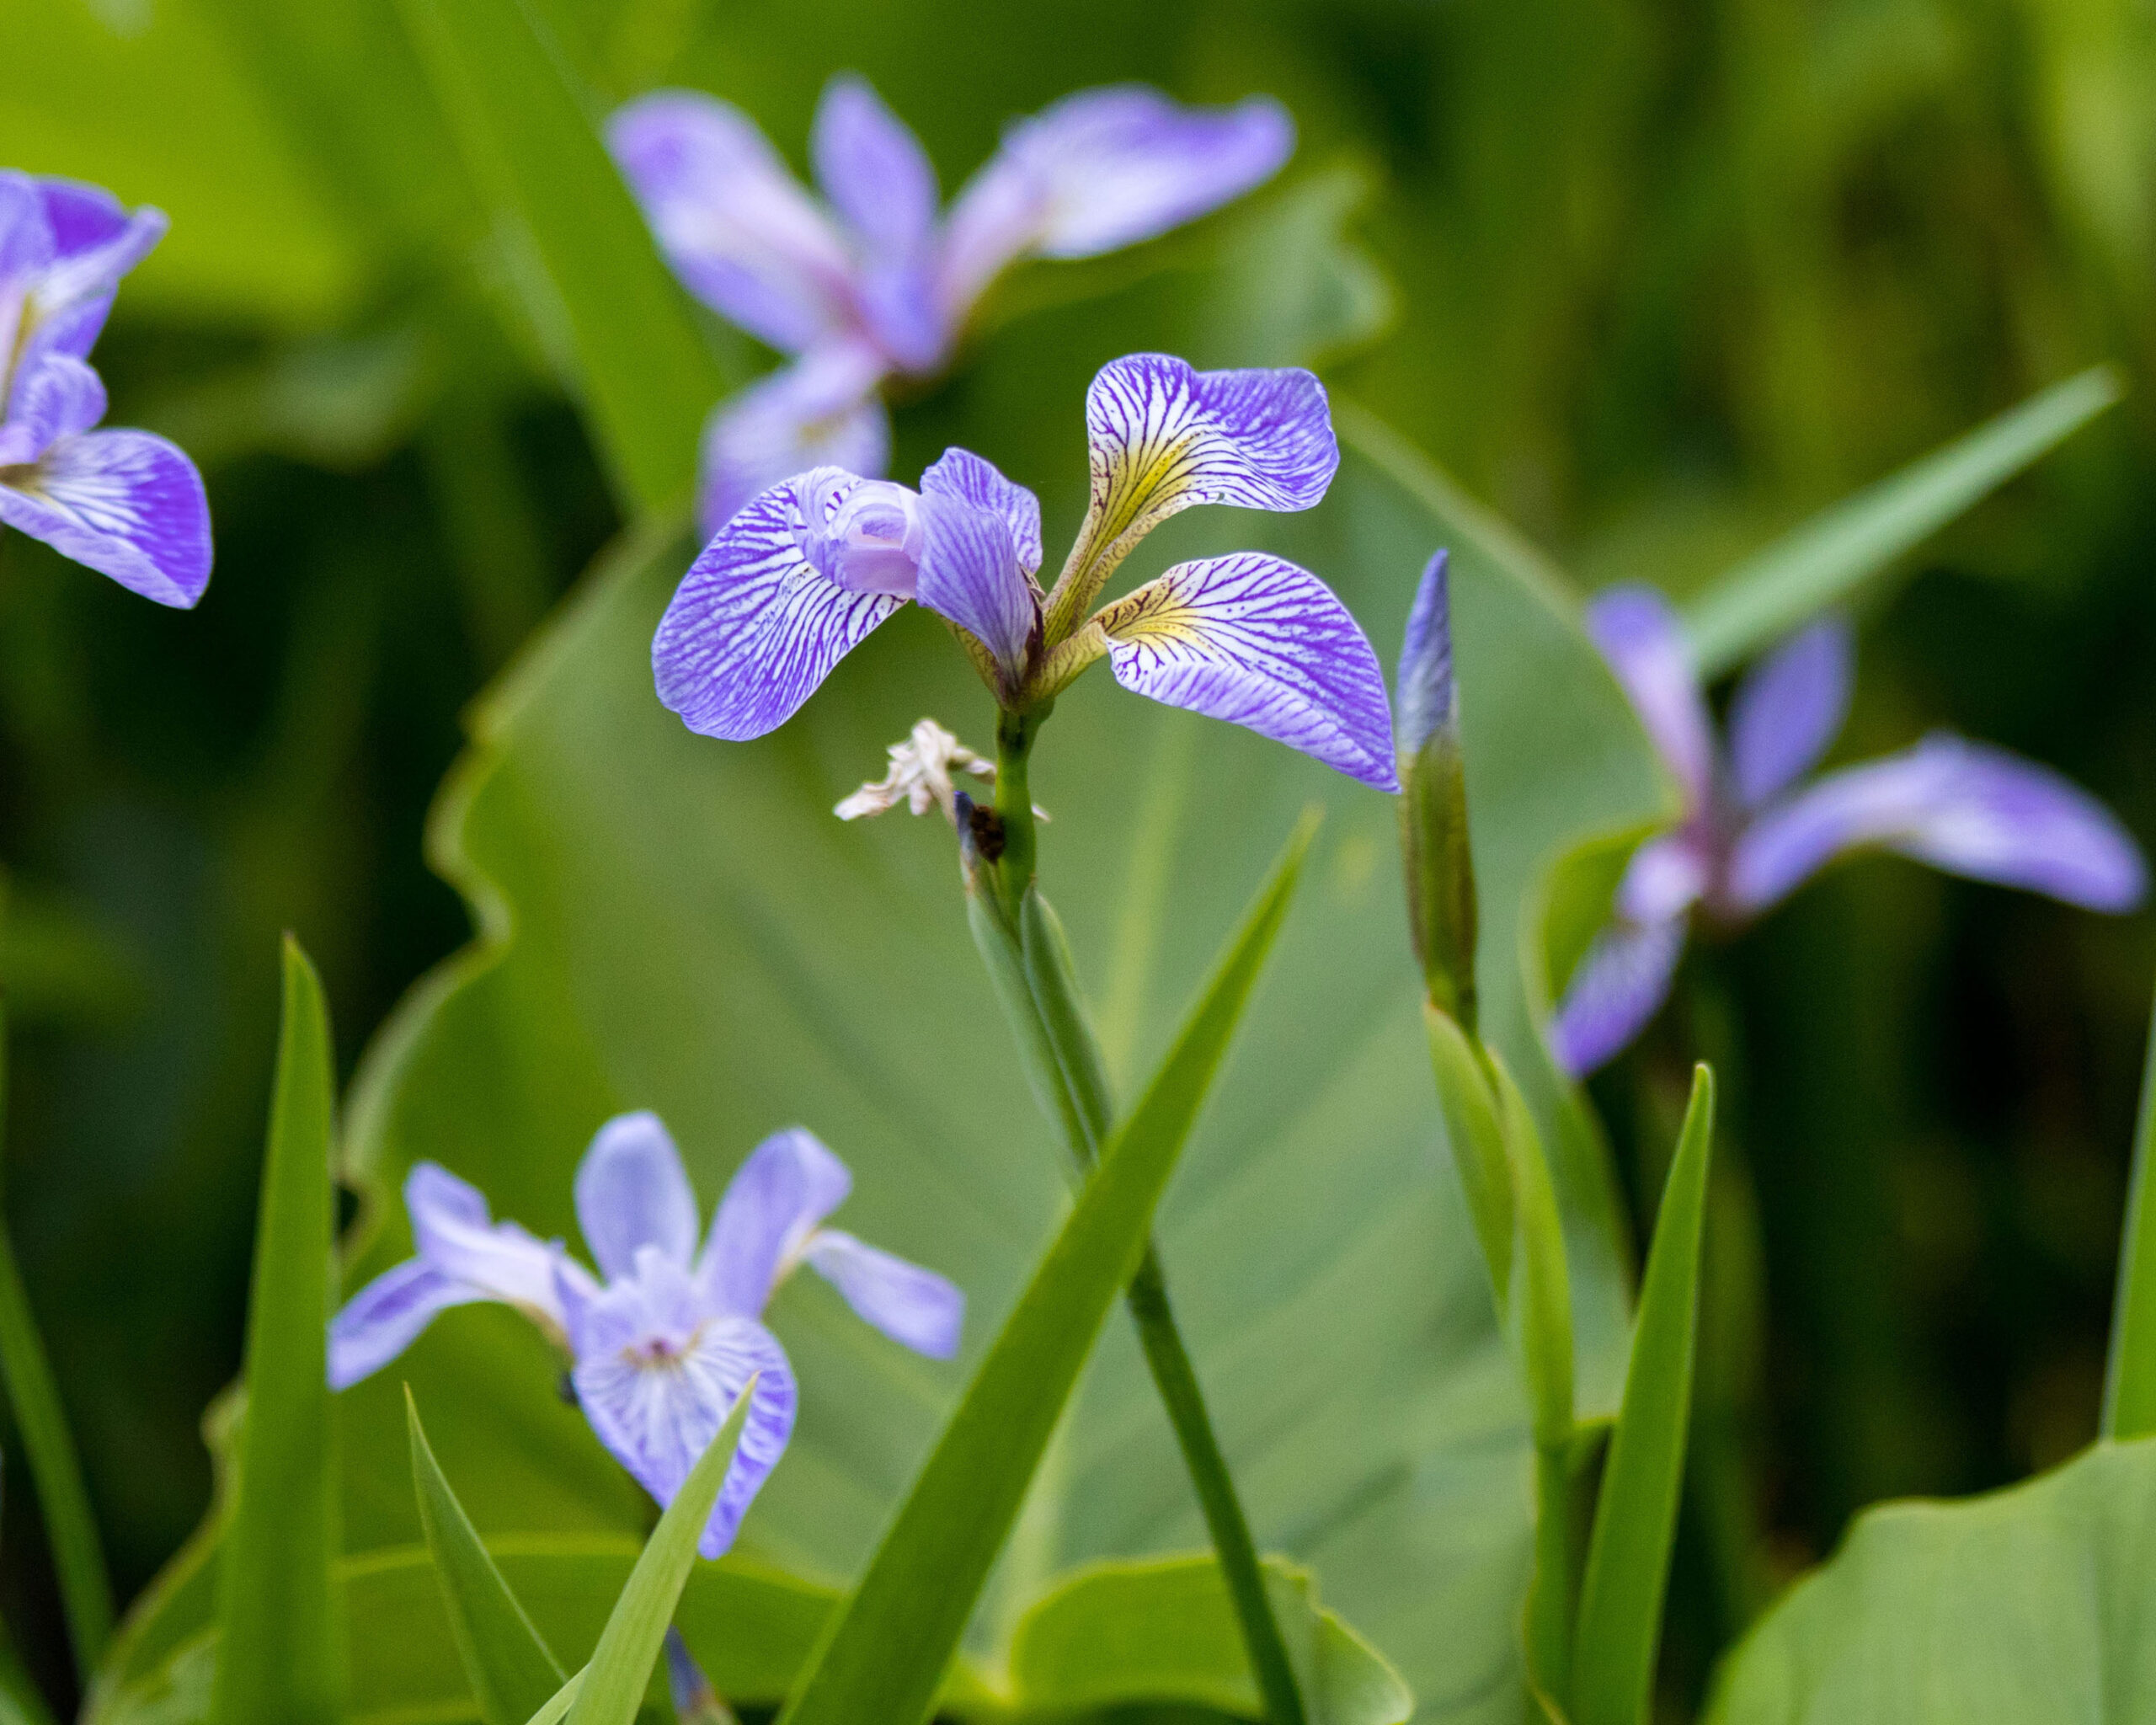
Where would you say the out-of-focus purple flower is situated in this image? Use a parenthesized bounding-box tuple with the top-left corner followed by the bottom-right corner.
(0, 172, 210, 607)
(329, 1113, 962, 1557)
(1549, 588, 2146, 1076)
(653, 352, 1397, 790)
(609, 77, 1294, 534)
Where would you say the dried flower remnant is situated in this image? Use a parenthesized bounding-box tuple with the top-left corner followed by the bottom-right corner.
(835, 718, 996, 820)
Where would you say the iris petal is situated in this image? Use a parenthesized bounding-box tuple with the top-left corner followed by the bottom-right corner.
(696, 1127, 852, 1319)
(327, 1261, 483, 1390)
(696, 342, 892, 537)
(921, 446, 1042, 575)
(1585, 585, 1716, 809)
(802, 1230, 963, 1359)
(915, 494, 1038, 684)
(574, 1113, 702, 1284)
(1726, 615, 1853, 809)
(1546, 916, 1689, 1077)
(0, 429, 211, 608)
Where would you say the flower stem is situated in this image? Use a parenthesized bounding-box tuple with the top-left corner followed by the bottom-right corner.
(991, 705, 1044, 924)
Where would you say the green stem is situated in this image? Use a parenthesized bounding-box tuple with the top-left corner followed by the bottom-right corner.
(991, 706, 1043, 924)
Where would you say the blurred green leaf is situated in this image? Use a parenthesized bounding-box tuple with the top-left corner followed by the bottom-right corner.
(2103, 981, 2156, 1440)
(408, 1390, 566, 1725)
(1684, 366, 2122, 676)
(1572, 1064, 1715, 1725)
(205, 938, 343, 1725)
(1706, 1437, 2156, 1722)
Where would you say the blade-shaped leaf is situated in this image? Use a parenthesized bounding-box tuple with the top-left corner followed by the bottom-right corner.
(207, 938, 343, 1725)
(776, 815, 1316, 1725)
(1684, 367, 2121, 676)
(2103, 979, 2156, 1439)
(407, 1389, 566, 1725)
(1572, 1064, 1716, 1725)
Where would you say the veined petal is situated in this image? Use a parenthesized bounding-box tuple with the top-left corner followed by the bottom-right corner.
(1546, 915, 1689, 1076)
(1727, 615, 1852, 809)
(405, 1162, 565, 1321)
(1726, 733, 2149, 916)
(608, 90, 855, 354)
(654, 470, 905, 740)
(1585, 585, 1715, 809)
(803, 1230, 963, 1359)
(1049, 354, 1337, 636)
(1395, 548, 1454, 754)
(328, 1260, 483, 1390)
(26, 179, 165, 363)
(0, 355, 104, 467)
(0, 429, 211, 608)
(1097, 553, 1397, 790)
(575, 1113, 702, 1283)
(811, 74, 938, 264)
(921, 446, 1042, 575)
(696, 1127, 851, 1319)
(916, 494, 1038, 683)
(697, 342, 892, 537)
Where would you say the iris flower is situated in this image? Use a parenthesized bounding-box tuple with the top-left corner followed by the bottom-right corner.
(651, 350, 1397, 791)
(0, 172, 211, 607)
(329, 1113, 962, 1557)
(609, 77, 1291, 534)
(1549, 585, 2148, 1076)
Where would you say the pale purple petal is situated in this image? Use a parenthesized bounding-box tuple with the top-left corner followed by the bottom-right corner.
(0, 355, 104, 466)
(0, 429, 211, 608)
(327, 1259, 483, 1390)
(608, 91, 855, 354)
(405, 1162, 565, 1321)
(696, 342, 891, 537)
(1727, 615, 1852, 809)
(915, 495, 1038, 681)
(574, 1112, 702, 1283)
(0, 174, 51, 288)
(792, 471, 925, 596)
(24, 179, 165, 365)
(802, 1230, 963, 1359)
(654, 471, 905, 740)
(1585, 585, 1715, 808)
(1395, 548, 1454, 754)
(695, 1127, 851, 1320)
(1726, 733, 2149, 916)
(1546, 916, 1689, 1076)
(921, 446, 1042, 574)
(1613, 831, 1711, 924)
(1097, 553, 1398, 791)
(811, 74, 938, 264)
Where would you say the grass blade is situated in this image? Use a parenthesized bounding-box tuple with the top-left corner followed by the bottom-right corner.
(207, 938, 344, 1724)
(776, 813, 1319, 1725)
(1684, 367, 2121, 676)
(408, 1389, 566, 1725)
(563, 1381, 756, 1725)
(2103, 981, 2156, 1438)
(1571, 1064, 1716, 1725)
(394, 0, 724, 517)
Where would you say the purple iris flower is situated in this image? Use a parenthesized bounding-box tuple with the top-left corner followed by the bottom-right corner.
(1548, 585, 2148, 1076)
(651, 351, 1397, 791)
(0, 172, 211, 608)
(329, 1113, 962, 1557)
(609, 77, 1293, 535)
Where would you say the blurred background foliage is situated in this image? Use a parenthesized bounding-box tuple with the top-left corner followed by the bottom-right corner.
(5, 0, 2156, 1710)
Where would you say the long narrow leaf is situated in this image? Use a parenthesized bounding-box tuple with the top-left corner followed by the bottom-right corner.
(1571, 1064, 1716, 1725)
(2104, 982, 2156, 1438)
(776, 812, 1320, 1725)
(394, 0, 724, 516)
(408, 1390, 565, 1725)
(207, 939, 344, 1724)
(1685, 367, 2120, 675)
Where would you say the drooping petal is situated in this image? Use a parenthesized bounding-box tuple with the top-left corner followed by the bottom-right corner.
(24, 178, 166, 366)
(1585, 585, 1716, 809)
(405, 1162, 566, 1321)
(1395, 548, 1454, 755)
(1726, 733, 2149, 916)
(0, 354, 105, 466)
(695, 1127, 851, 1319)
(0, 429, 211, 608)
(327, 1259, 484, 1390)
(696, 343, 892, 537)
(574, 1112, 702, 1282)
(802, 1230, 963, 1359)
(608, 90, 856, 354)
(921, 446, 1042, 574)
(1727, 615, 1853, 809)
(1545, 915, 1689, 1077)
(811, 75, 938, 265)
(915, 494, 1038, 683)
(654, 470, 905, 740)
(1097, 553, 1397, 791)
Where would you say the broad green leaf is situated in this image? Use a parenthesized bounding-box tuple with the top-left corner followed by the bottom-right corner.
(1707, 1437, 2156, 1723)
(207, 939, 343, 1725)
(777, 817, 1315, 1725)
(408, 1391, 565, 1725)
(395, 0, 724, 515)
(566, 1381, 754, 1725)
(1683, 366, 2121, 676)
(1572, 1065, 1716, 1725)
(2103, 981, 2156, 1439)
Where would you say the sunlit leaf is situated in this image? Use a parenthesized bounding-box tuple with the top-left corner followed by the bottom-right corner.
(2103, 981, 2156, 1440)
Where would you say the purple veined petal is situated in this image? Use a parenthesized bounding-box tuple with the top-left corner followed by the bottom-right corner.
(1395, 548, 1454, 754)
(327, 1259, 484, 1390)
(1613, 830, 1711, 925)
(654, 470, 906, 740)
(607, 90, 856, 354)
(574, 1112, 702, 1283)
(915, 494, 1038, 682)
(0, 429, 211, 608)
(811, 74, 939, 264)
(793, 470, 926, 596)
(1585, 585, 1716, 809)
(24, 179, 165, 364)
(1545, 915, 1689, 1077)
(695, 1127, 851, 1319)
(802, 1229, 963, 1359)
(921, 446, 1042, 575)
(696, 342, 892, 537)
(405, 1162, 566, 1321)
(1097, 553, 1399, 791)
(1727, 615, 1853, 809)
(1726, 732, 2150, 917)
(0, 354, 105, 467)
